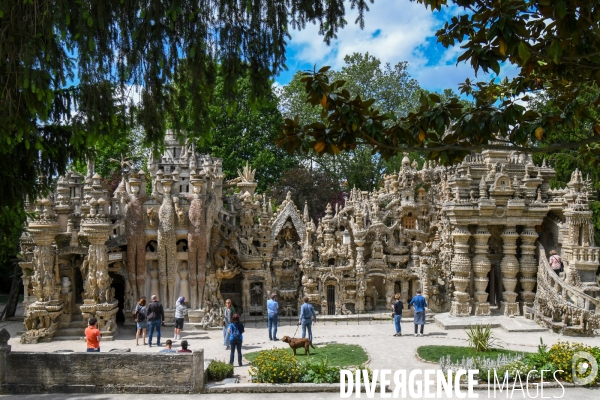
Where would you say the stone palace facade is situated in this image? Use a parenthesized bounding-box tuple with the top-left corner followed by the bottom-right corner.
(18, 133, 600, 342)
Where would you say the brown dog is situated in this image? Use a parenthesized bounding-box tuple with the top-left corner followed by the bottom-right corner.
(281, 335, 315, 356)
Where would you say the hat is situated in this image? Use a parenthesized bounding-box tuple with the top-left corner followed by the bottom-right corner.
(178, 296, 185, 304)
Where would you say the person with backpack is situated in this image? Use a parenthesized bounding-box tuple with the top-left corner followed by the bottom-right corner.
(549, 250, 563, 275)
(227, 313, 245, 366)
(222, 299, 236, 350)
(133, 297, 148, 346)
(147, 294, 165, 347)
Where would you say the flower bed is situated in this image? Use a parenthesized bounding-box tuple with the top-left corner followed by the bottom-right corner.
(429, 339, 600, 385)
(247, 344, 370, 384)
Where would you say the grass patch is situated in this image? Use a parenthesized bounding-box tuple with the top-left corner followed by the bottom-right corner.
(417, 345, 526, 363)
(245, 343, 368, 367)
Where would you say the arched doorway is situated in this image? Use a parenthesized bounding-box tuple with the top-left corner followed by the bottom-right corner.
(109, 272, 126, 324)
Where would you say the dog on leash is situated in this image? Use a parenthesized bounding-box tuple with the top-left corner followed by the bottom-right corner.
(280, 336, 315, 356)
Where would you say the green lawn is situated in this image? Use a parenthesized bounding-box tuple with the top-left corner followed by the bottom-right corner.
(417, 345, 527, 363)
(245, 343, 368, 367)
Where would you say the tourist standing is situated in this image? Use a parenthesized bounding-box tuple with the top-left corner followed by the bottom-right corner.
(85, 317, 101, 352)
(409, 289, 427, 336)
(298, 296, 317, 342)
(158, 339, 177, 354)
(134, 297, 148, 346)
(392, 293, 403, 336)
(267, 293, 279, 341)
(549, 250, 563, 275)
(174, 296, 186, 340)
(147, 294, 165, 347)
(227, 314, 245, 366)
(178, 340, 192, 353)
(222, 299, 236, 350)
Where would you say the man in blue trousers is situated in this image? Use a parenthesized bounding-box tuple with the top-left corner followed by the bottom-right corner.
(298, 296, 317, 342)
(267, 293, 279, 341)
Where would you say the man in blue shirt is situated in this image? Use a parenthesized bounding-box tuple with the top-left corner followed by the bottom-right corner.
(266, 293, 279, 341)
(409, 289, 428, 336)
(298, 296, 317, 342)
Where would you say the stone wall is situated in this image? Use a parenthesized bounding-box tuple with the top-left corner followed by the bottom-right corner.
(0, 331, 204, 394)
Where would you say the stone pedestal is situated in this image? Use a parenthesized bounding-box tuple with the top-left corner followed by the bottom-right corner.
(500, 228, 520, 316)
(187, 309, 205, 323)
(519, 228, 538, 307)
(472, 227, 491, 316)
(450, 226, 472, 316)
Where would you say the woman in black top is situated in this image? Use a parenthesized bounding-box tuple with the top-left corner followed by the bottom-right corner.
(392, 294, 403, 336)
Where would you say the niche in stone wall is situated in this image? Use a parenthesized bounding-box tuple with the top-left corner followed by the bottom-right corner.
(146, 240, 158, 252)
(176, 239, 188, 252)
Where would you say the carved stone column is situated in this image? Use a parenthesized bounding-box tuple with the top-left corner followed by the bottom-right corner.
(450, 226, 471, 316)
(500, 227, 520, 316)
(79, 176, 119, 338)
(519, 227, 538, 308)
(472, 227, 491, 316)
(21, 199, 62, 344)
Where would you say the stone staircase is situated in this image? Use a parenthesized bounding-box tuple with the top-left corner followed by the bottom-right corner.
(528, 243, 600, 335)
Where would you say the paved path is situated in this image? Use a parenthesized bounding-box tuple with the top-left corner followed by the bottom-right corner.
(2, 314, 600, 398)
(2, 388, 600, 400)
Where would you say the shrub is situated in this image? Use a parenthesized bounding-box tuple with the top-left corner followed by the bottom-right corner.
(300, 357, 340, 384)
(207, 359, 234, 381)
(249, 348, 301, 383)
(548, 340, 600, 384)
(465, 324, 503, 352)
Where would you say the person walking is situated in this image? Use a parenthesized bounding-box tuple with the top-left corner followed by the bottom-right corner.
(174, 296, 186, 340)
(133, 297, 148, 345)
(178, 340, 192, 353)
(549, 250, 563, 275)
(85, 317, 102, 352)
(409, 289, 428, 336)
(267, 293, 279, 341)
(392, 293, 403, 336)
(158, 339, 177, 354)
(222, 299, 236, 350)
(147, 294, 165, 347)
(298, 296, 317, 342)
(227, 314, 245, 366)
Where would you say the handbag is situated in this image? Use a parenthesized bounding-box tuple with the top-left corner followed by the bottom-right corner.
(147, 311, 156, 321)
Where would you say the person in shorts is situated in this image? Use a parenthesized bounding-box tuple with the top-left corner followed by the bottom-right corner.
(134, 296, 148, 346)
(85, 317, 102, 352)
(174, 296, 186, 340)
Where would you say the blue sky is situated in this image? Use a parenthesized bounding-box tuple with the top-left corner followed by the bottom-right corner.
(275, 1, 511, 93)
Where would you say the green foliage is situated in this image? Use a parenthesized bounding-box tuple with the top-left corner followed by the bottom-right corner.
(206, 359, 234, 381)
(0, 207, 27, 292)
(299, 357, 340, 384)
(249, 348, 301, 383)
(247, 345, 369, 384)
(245, 344, 369, 367)
(548, 340, 600, 384)
(277, 53, 423, 191)
(191, 68, 297, 191)
(0, 0, 362, 215)
(417, 345, 522, 363)
(466, 324, 503, 353)
(268, 166, 343, 221)
(278, 1, 600, 166)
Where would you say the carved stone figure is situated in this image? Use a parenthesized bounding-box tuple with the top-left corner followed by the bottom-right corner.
(117, 172, 148, 303)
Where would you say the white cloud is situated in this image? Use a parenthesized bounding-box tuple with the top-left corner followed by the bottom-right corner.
(278, 1, 512, 93)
